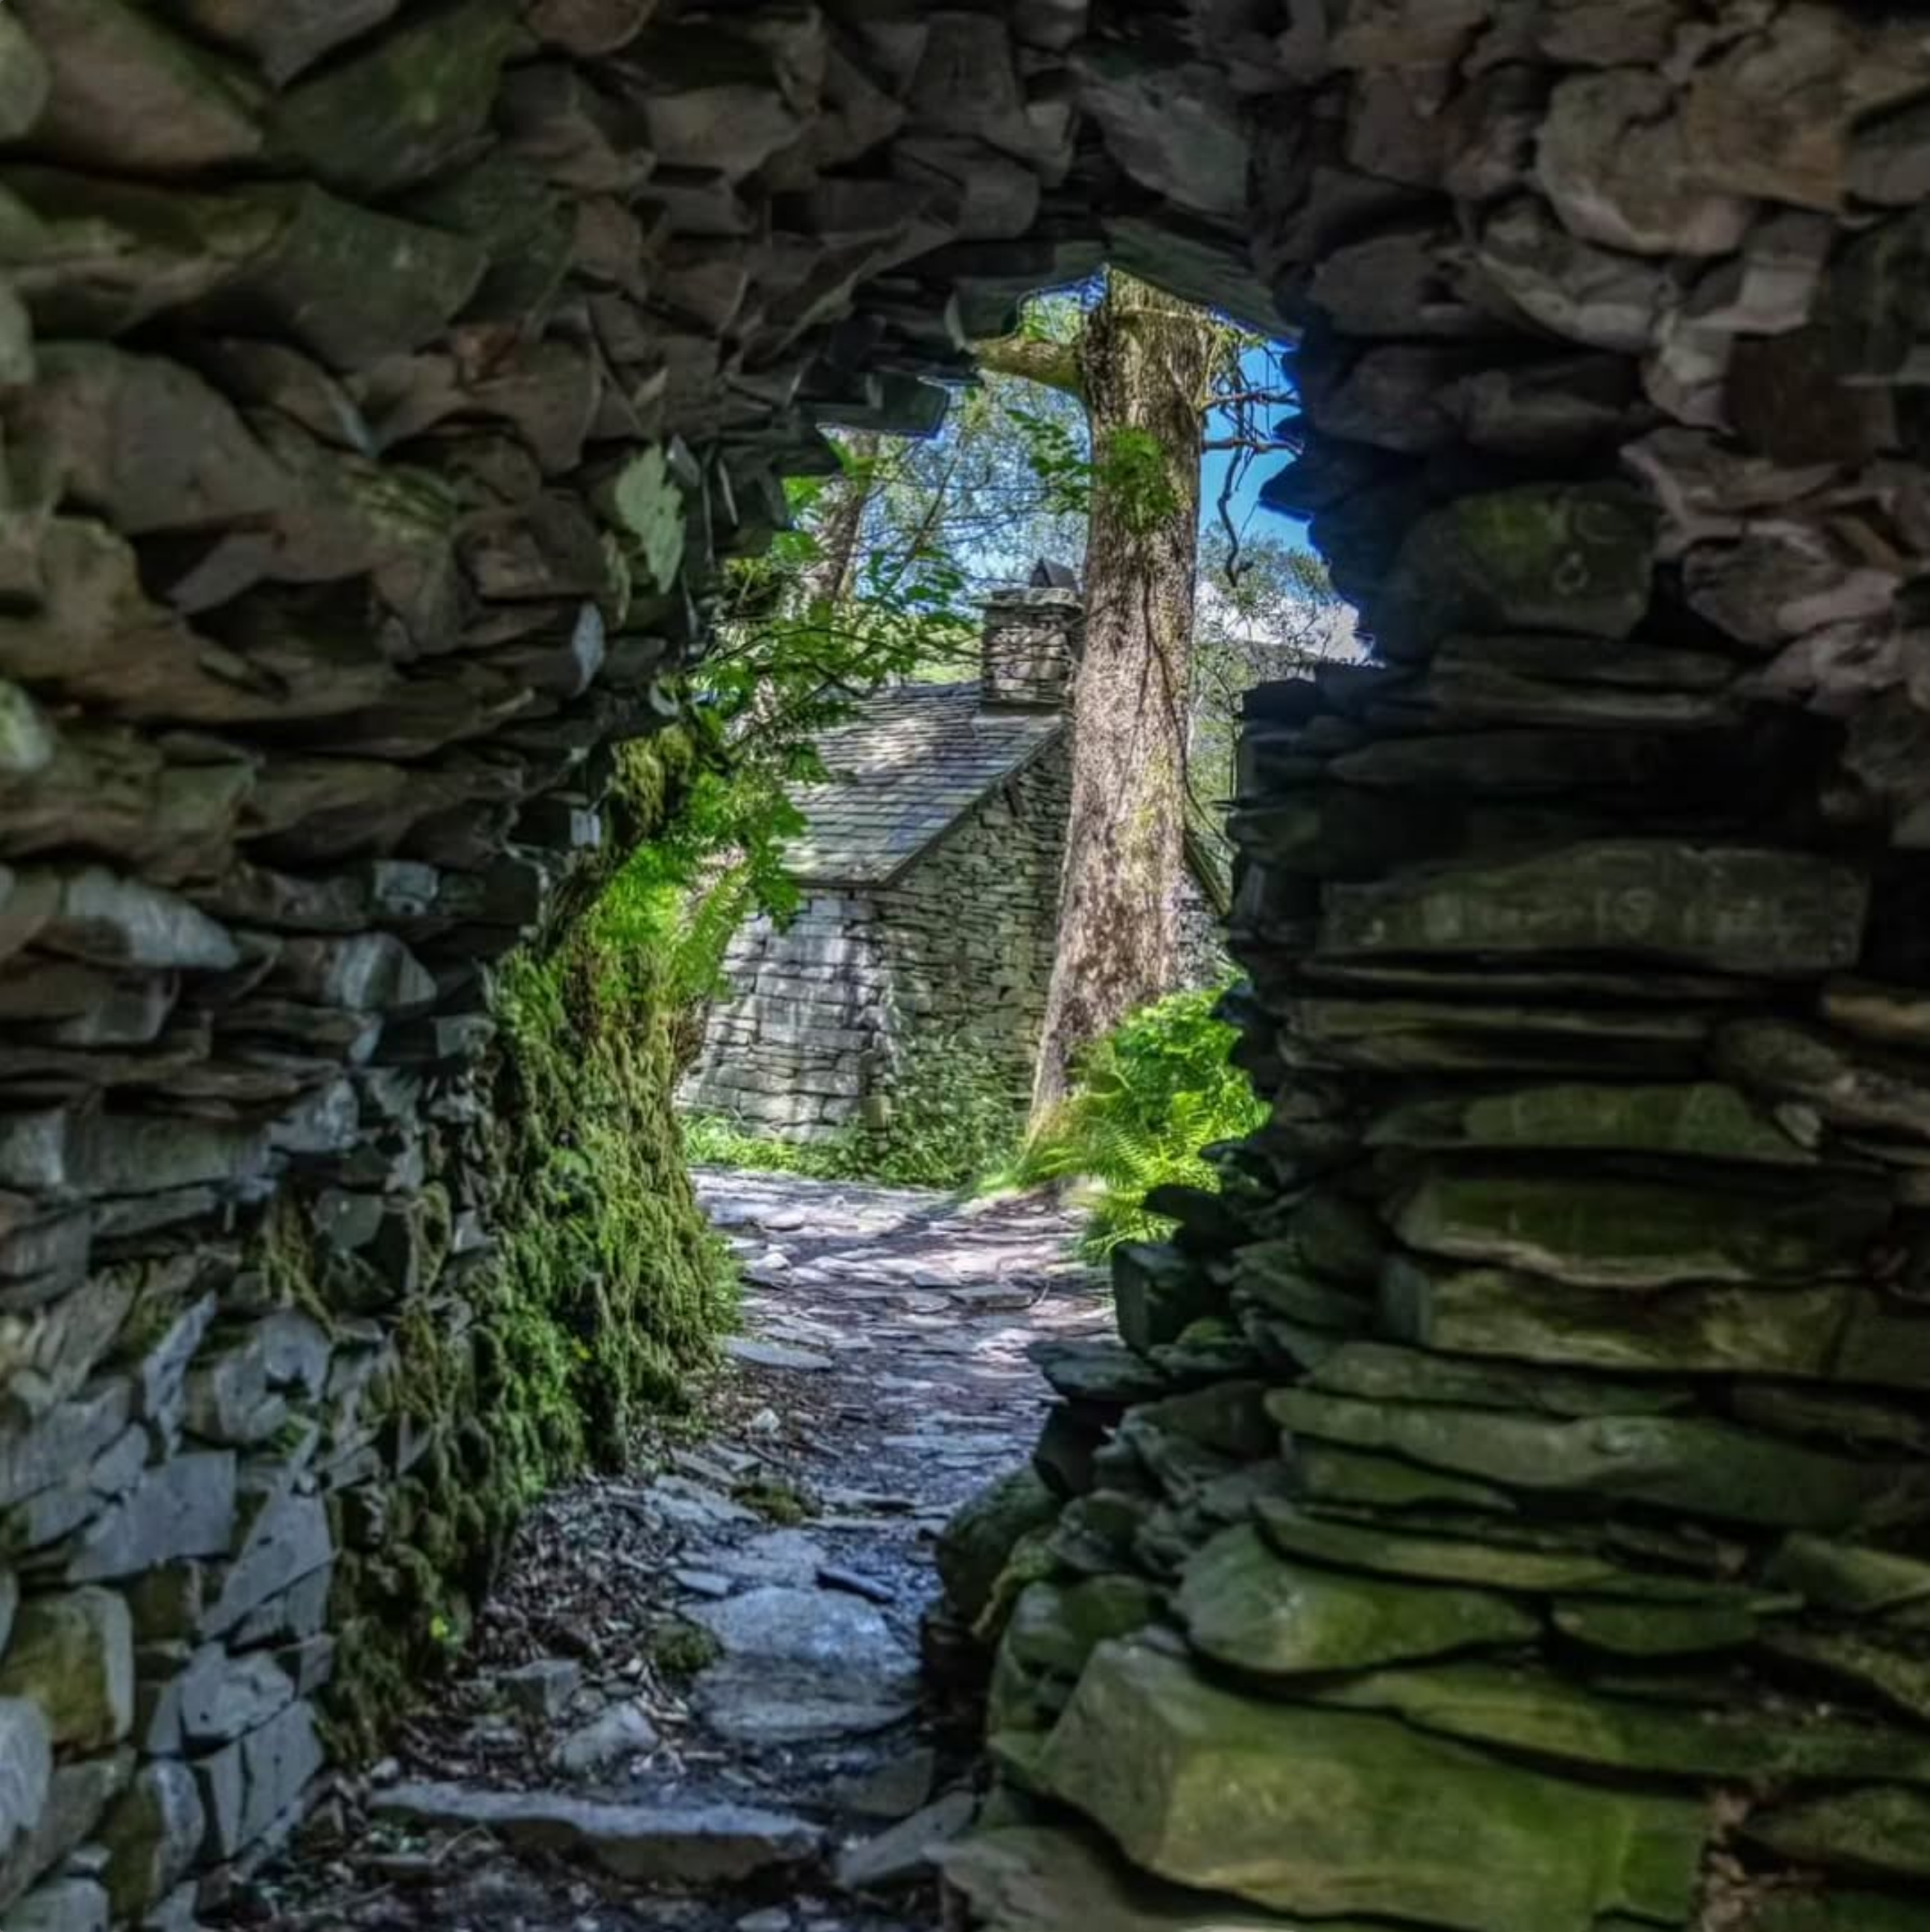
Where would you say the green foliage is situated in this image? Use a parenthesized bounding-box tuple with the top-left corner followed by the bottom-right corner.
(1096, 424, 1183, 537)
(320, 734, 739, 1757)
(999, 986, 1267, 1258)
(1008, 402, 1093, 520)
(685, 1030, 1023, 1193)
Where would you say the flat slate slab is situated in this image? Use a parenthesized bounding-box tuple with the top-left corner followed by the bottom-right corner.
(373, 1783, 821, 1884)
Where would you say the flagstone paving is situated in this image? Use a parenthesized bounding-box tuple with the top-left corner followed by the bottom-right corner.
(226, 1173, 1106, 1932)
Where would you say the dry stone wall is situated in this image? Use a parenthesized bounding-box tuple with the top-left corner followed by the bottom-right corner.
(0, 2, 1113, 1925)
(1, 0, 1929, 1929)
(945, 7, 1930, 1932)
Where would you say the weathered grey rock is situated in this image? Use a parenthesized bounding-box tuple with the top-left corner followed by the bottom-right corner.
(178, 1646, 294, 1746)
(1035, 1645, 1703, 1932)
(194, 1697, 322, 1858)
(1321, 842, 1868, 977)
(689, 1571, 924, 1742)
(1478, 197, 1672, 353)
(11, 0, 264, 173)
(553, 1701, 659, 1778)
(100, 1762, 203, 1919)
(4, 1878, 109, 1932)
(1537, 69, 1751, 258)
(203, 1491, 330, 1636)
(836, 1788, 975, 1893)
(374, 1784, 821, 1884)
(66, 1453, 238, 1584)
(0, 1702, 51, 1899)
(0, 1590, 132, 1751)
(499, 1658, 579, 1721)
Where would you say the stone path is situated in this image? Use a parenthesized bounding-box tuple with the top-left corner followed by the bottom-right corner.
(227, 1172, 1106, 1932)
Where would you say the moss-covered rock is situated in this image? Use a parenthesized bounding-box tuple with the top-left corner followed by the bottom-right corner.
(319, 734, 737, 1756)
(1035, 1642, 1705, 1932)
(1179, 1525, 1536, 1675)
(938, 1468, 1062, 1630)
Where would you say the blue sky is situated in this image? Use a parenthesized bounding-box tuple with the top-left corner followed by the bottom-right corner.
(1200, 341, 1312, 553)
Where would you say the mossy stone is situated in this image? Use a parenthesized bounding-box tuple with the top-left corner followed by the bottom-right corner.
(1382, 1252, 1850, 1377)
(1390, 1163, 1888, 1290)
(941, 1824, 1382, 1932)
(1745, 1785, 1930, 1881)
(1744, 1887, 1926, 1932)
(1766, 1535, 1930, 1616)
(1267, 1389, 1930, 1533)
(0, 1589, 132, 1752)
(1316, 1660, 1930, 1784)
(1226, 1243, 1372, 1332)
(1293, 1442, 1520, 1515)
(1320, 840, 1867, 978)
(1035, 1642, 1704, 1932)
(1370, 483, 1658, 660)
(1550, 1597, 1762, 1657)
(1760, 1626, 1930, 1724)
(1113, 1245, 1222, 1357)
(1004, 1575, 1163, 1683)
(1368, 1080, 1813, 1164)
(1179, 1526, 1537, 1676)
(1133, 1383, 1275, 1461)
(938, 1468, 1060, 1627)
(267, 0, 522, 197)
(1306, 1340, 1686, 1418)
(1255, 1500, 1618, 1593)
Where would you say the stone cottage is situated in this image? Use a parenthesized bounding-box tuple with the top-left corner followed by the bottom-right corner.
(681, 567, 1226, 1141)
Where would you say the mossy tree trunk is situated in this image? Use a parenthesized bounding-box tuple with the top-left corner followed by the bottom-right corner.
(981, 270, 1217, 1124)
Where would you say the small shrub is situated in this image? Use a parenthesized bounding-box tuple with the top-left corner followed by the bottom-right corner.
(998, 986, 1266, 1258)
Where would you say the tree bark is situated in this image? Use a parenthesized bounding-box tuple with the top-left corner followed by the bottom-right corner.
(1029, 270, 1216, 1124)
(799, 430, 879, 609)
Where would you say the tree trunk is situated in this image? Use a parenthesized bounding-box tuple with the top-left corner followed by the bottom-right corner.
(1030, 270, 1215, 1124)
(799, 430, 879, 610)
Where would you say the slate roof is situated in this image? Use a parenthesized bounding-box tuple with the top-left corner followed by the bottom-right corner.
(785, 681, 1065, 886)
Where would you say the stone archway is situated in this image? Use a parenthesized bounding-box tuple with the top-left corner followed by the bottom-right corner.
(0, 3, 1926, 1928)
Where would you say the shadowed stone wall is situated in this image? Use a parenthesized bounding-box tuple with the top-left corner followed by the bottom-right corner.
(0, 0, 1929, 1928)
(943, 8, 1930, 1932)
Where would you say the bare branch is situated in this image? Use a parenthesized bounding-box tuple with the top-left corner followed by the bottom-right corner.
(972, 331, 1085, 400)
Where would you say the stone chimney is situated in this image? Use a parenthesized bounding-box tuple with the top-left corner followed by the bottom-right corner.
(978, 559, 1083, 710)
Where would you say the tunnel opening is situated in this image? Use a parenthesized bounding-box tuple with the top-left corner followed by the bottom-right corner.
(0, 4, 1926, 1932)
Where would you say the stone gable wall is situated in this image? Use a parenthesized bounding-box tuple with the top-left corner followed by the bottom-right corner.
(684, 739, 1075, 1135)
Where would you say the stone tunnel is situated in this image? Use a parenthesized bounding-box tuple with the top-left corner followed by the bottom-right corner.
(0, 0, 1926, 1926)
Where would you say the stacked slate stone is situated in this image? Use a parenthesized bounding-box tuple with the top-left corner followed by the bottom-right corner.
(949, 7, 1930, 1932)
(0, 4, 1105, 1925)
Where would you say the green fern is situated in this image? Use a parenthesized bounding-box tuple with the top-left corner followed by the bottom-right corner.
(1002, 986, 1265, 1259)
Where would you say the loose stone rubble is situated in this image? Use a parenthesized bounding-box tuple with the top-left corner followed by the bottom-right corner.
(0, 1, 1928, 1929)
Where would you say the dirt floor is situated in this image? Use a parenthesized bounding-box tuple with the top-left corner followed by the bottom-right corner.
(222, 1173, 1106, 1932)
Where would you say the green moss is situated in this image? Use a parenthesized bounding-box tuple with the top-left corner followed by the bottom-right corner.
(734, 1476, 815, 1525)
(302, 730, 738, 1761)
(649, 1619, 722, 1680)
